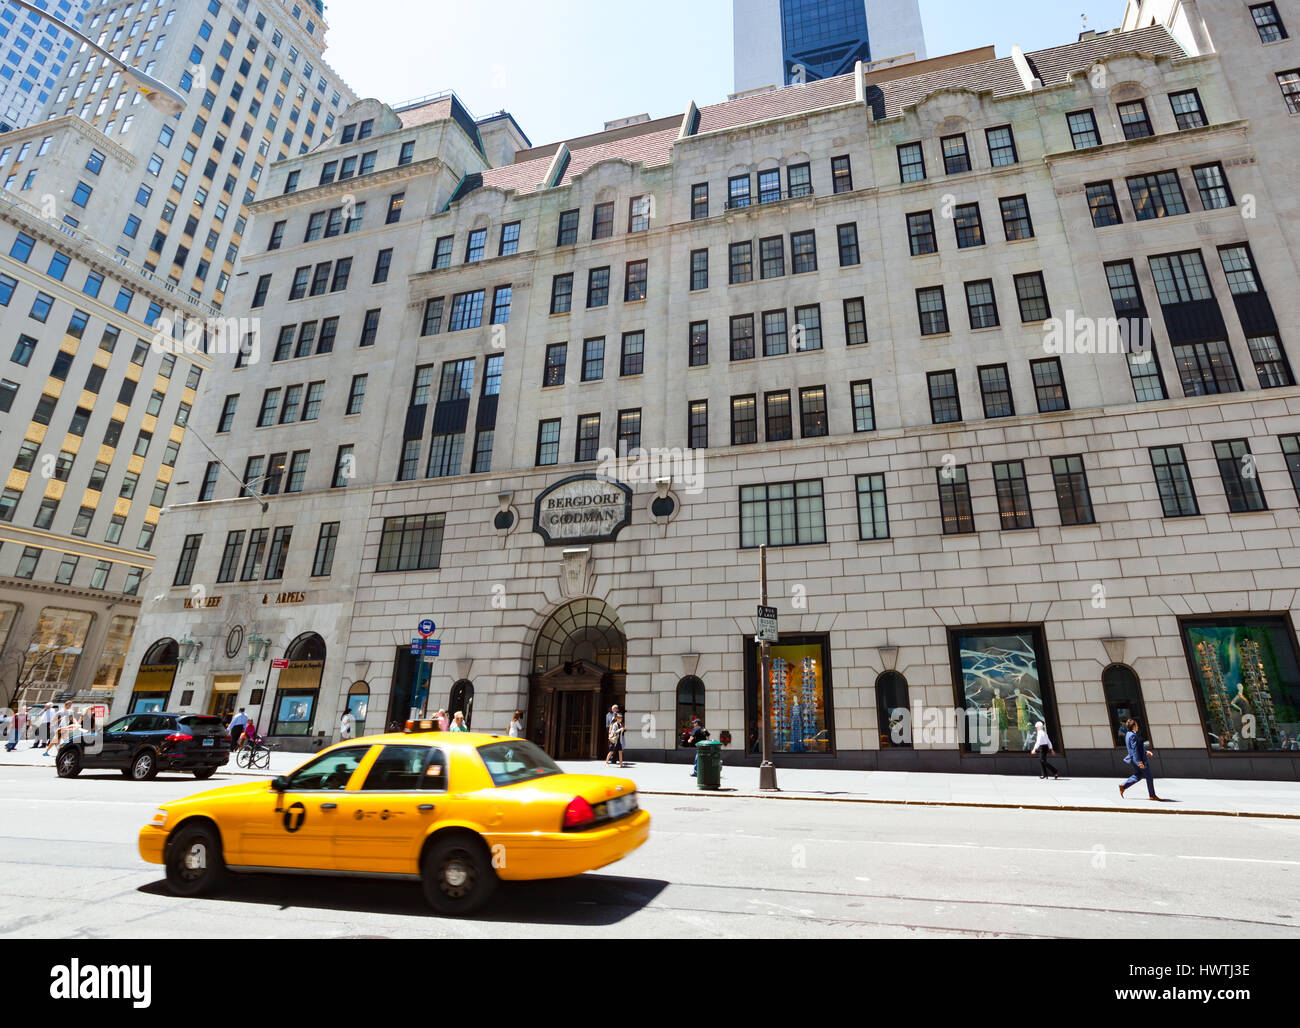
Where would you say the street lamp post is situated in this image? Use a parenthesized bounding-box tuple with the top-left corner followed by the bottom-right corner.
(8, 0, 187, 117)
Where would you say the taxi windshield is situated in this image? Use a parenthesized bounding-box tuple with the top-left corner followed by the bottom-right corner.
(476, 740, 563, 787)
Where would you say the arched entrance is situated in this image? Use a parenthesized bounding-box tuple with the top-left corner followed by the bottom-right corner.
(448, 680, 474, 728)
(1102, 664, 1148, 748)
(131, 638, 179, 713)
(270, 632, 326, 736)
(530, 599, 626, 760)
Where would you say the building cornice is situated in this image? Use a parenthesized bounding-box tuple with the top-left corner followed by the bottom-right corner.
(247, 157, 449, 216)
(0, 573, 144, 608)
(0, 525, 155, 568)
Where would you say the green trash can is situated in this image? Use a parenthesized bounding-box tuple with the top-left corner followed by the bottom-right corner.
(695, 740, 722, 790)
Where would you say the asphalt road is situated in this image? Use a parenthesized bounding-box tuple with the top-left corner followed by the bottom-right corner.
(1, 764, 1297, 939)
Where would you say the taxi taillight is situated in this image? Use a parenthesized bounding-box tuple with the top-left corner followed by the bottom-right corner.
(562, 796, 595, 831)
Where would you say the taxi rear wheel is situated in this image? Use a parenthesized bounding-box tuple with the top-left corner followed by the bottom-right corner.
(165, 824, 227, 897)
(421, 835, 496, 915)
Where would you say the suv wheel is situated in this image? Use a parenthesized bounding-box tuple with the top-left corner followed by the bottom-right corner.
(165, 824, 227, 897)
(130, 750, 158, 781)
(55, 748, 81, 778)
(193, 766, 217, 780)
(421, 835, 497, 915)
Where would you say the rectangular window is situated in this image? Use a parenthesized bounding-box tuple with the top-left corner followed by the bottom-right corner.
(465, 228, 486, 263)
(617, 409, 641, 455)
(907, 211, 936, 255)
(791, 230, 817, 273)
(1052, 455, 1095, 525)
(628, 196, 651, 233)
(1151, 446, 1199, 517)
(688, 400, 709, 449)
(897, 142, 925, 182)
(448, 291, 484, 331)
(1014, 272, 1051, 322)
(787, 163, 812, 198)
(582, 338, 605, 381)
(691, 183, 709, 221)
(471, 430, 495, 474)
(217, 531, 246, 584)
(690, 249, 708, 291)
(1214, 439, 1267, 512)
(917, 286, 949, 335)
(550, 274, 573, 315)
(993, 460, 1033, 530)
(433, 236, 453, 269)
(937, 466, 974, 534)
(1087, 182, 1122, 226)
(575, 414, 601, 462)
(624, 260, 647, 302)
(543, 343, 567, 387)
(851, 380, 874, 432)
(966, 280, 1000, 330)
(999, 195, 1034, 240)
(1032, 357, 1069, 412)
(376, 514, 445, 573)
(758, 169, 780, 204)
(426, 434, 464, 479)
(1280, 434, 1300, 501)
(1128, 170, 1188, 220)
(836, 224, 859, 267)
(1150, 250, 1214, 304)
(174, 535, 202, 586)
(831, 155, 853, 193)
(491, 286, 512, 325)
(739, 481, 825, 548)
(1193, 164, 1233, 210)
(499, 221, 521, 255)
(1172, 340, 1242, 395)
(689, 322, 709, 367)
(986, 125, 1018, 166)
(620, 332, 644, 376)
(285, 451, 310, 493)
(941, 133, 970, 174)
(978, 363, 1014, 418)
(928, 370, 961, 424)
(311, 522, 339, 577)
(587, 267, 610, 307)
(954, 203, 984, 248)
(1246, 335, 1295, 389)
(1170, 89, 1207, 130)
(728, 174, 751, 209)
(854, 474, 888, 541)
(730, 314, 755, 362)
(1068, 109, 1101, 148)
(1252, 3, 1288, 42)
(264, 526, 294, 581)
(793, 305, 822, 352)
(762, 310, 788, 357)
(1117, 99, 1154, 139)
(760, 236, 785, 279)
(557, 209, 579, 246)
(729, 241, 753, 284)
(844, 298, 868, 347)
(536, 419, 561, 466)
(764, 391, 792, 442)
(731, 395, 758, 445)
(799, 386, 828, 438)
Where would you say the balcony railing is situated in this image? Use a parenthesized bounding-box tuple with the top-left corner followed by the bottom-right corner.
(725, 185, 815, 211)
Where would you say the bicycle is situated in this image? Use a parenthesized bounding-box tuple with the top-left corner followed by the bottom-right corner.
(234, 737, 274, 770)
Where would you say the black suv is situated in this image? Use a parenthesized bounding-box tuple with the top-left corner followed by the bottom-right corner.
(56, 712, 230, 781)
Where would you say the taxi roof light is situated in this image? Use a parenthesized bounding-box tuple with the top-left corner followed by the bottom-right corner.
(404, 719, 438, 733)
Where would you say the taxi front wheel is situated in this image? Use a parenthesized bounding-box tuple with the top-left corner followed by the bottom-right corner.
(421, 836, 497, 915)
(165, 824, 228, 897)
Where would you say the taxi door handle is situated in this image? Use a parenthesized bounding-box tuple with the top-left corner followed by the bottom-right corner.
(320, 803, 338, 811)
(418, 804, 435, 813)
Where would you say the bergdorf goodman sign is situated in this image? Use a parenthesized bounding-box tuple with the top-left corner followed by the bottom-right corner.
(533, 475, 633, 545)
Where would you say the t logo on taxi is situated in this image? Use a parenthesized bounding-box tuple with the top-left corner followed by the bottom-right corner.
(283, 802, 306, 833)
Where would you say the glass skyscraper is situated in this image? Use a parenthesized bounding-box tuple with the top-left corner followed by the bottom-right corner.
(0, 0, 91, 132)
(781, 0, 872, 83)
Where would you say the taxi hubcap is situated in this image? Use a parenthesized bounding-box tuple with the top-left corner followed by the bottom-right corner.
(182, 843, 206, 879)
(441, 854, 474, 895)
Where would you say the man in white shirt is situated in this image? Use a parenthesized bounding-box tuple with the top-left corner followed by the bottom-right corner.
(228, 707, 250, 749)
(35, 703, 54, 749)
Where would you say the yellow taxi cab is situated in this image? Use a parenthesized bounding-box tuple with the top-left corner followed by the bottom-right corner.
(139, 728, 650, 914)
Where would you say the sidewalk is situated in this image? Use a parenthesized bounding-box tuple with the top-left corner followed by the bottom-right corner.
(4, 744, 1296, 818)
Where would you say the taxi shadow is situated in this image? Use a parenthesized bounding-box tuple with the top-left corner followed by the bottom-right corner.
(139, 872, 669, 926)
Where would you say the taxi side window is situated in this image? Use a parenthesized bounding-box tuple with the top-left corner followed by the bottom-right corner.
(421, 748, 448, 793)
(286, 747, 370, 791)
(361, 745, 428, 791)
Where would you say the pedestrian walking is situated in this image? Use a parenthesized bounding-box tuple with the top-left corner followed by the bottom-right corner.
(686, 717, 709, 777)
(448, 711, 468, 732)
(44, 701, 76, 756)
(508, 710, 524, 738)
(1119, 718, 1162, 801)
(34, 703, 54, 749)
(229, 707, 249, 749)
(339, 708, 355, 740)
(1030, 720, 1059, 779)
(6, 707, 25, 751)
(605, 713, 626, 767)
(435, 709, 449, 732)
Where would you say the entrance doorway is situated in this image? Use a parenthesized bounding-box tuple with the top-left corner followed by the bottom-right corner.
(529, 599, 627, 761)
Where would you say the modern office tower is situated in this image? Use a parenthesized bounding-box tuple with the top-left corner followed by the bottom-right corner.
(733, 0, 927, 93)
(0, 0, 92, 132)
(117, 1, 1300, 779)
(0, 0, 355, 712)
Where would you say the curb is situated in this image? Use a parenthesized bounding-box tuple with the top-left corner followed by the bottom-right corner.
(641, 787, 1300, 819)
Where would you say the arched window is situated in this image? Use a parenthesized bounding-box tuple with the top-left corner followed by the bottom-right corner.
(675, 676, 705, 744)
(346, 681, 370, 735)
(273, 633, 326, 736)
(285, 632, 326, 662)
(875, 671, 910, 748)
(533, 598, 626, 673)
(142, 638, 179, 666)
(1102, 664, 1147, 748)
(448, 680, 474, 728)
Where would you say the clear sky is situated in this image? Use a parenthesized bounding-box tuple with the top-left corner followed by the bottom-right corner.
(323, 0, 1126, 147)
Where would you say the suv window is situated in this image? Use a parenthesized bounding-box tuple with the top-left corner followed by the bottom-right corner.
(286, 747, 370, 791)
(476, 740, 562, 787)
(361, 745, 446, 791)
(178, 715, 225, 730)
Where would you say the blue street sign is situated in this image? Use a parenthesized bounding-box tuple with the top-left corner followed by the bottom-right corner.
(428, 640, 441, 656)
(418, 619, 436, 637)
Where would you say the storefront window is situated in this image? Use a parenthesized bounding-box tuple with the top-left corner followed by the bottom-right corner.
(676, 676, 705, 743)
(745, 635, 833, 754)
(876, 671, 910, 748)
(1101, 665, 1147, 747)
(93, 615, 136, 692)
(347, 682, 369, 735)
(1182, 617, 1300, 752)
(19, 607, 94, 701)
(950, 627, 1054, 753)
(274, 693, 318, 735)
(131, 693, 168, 713)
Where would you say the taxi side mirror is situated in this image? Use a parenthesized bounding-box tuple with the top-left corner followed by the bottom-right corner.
(271, 776, 289, 793)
